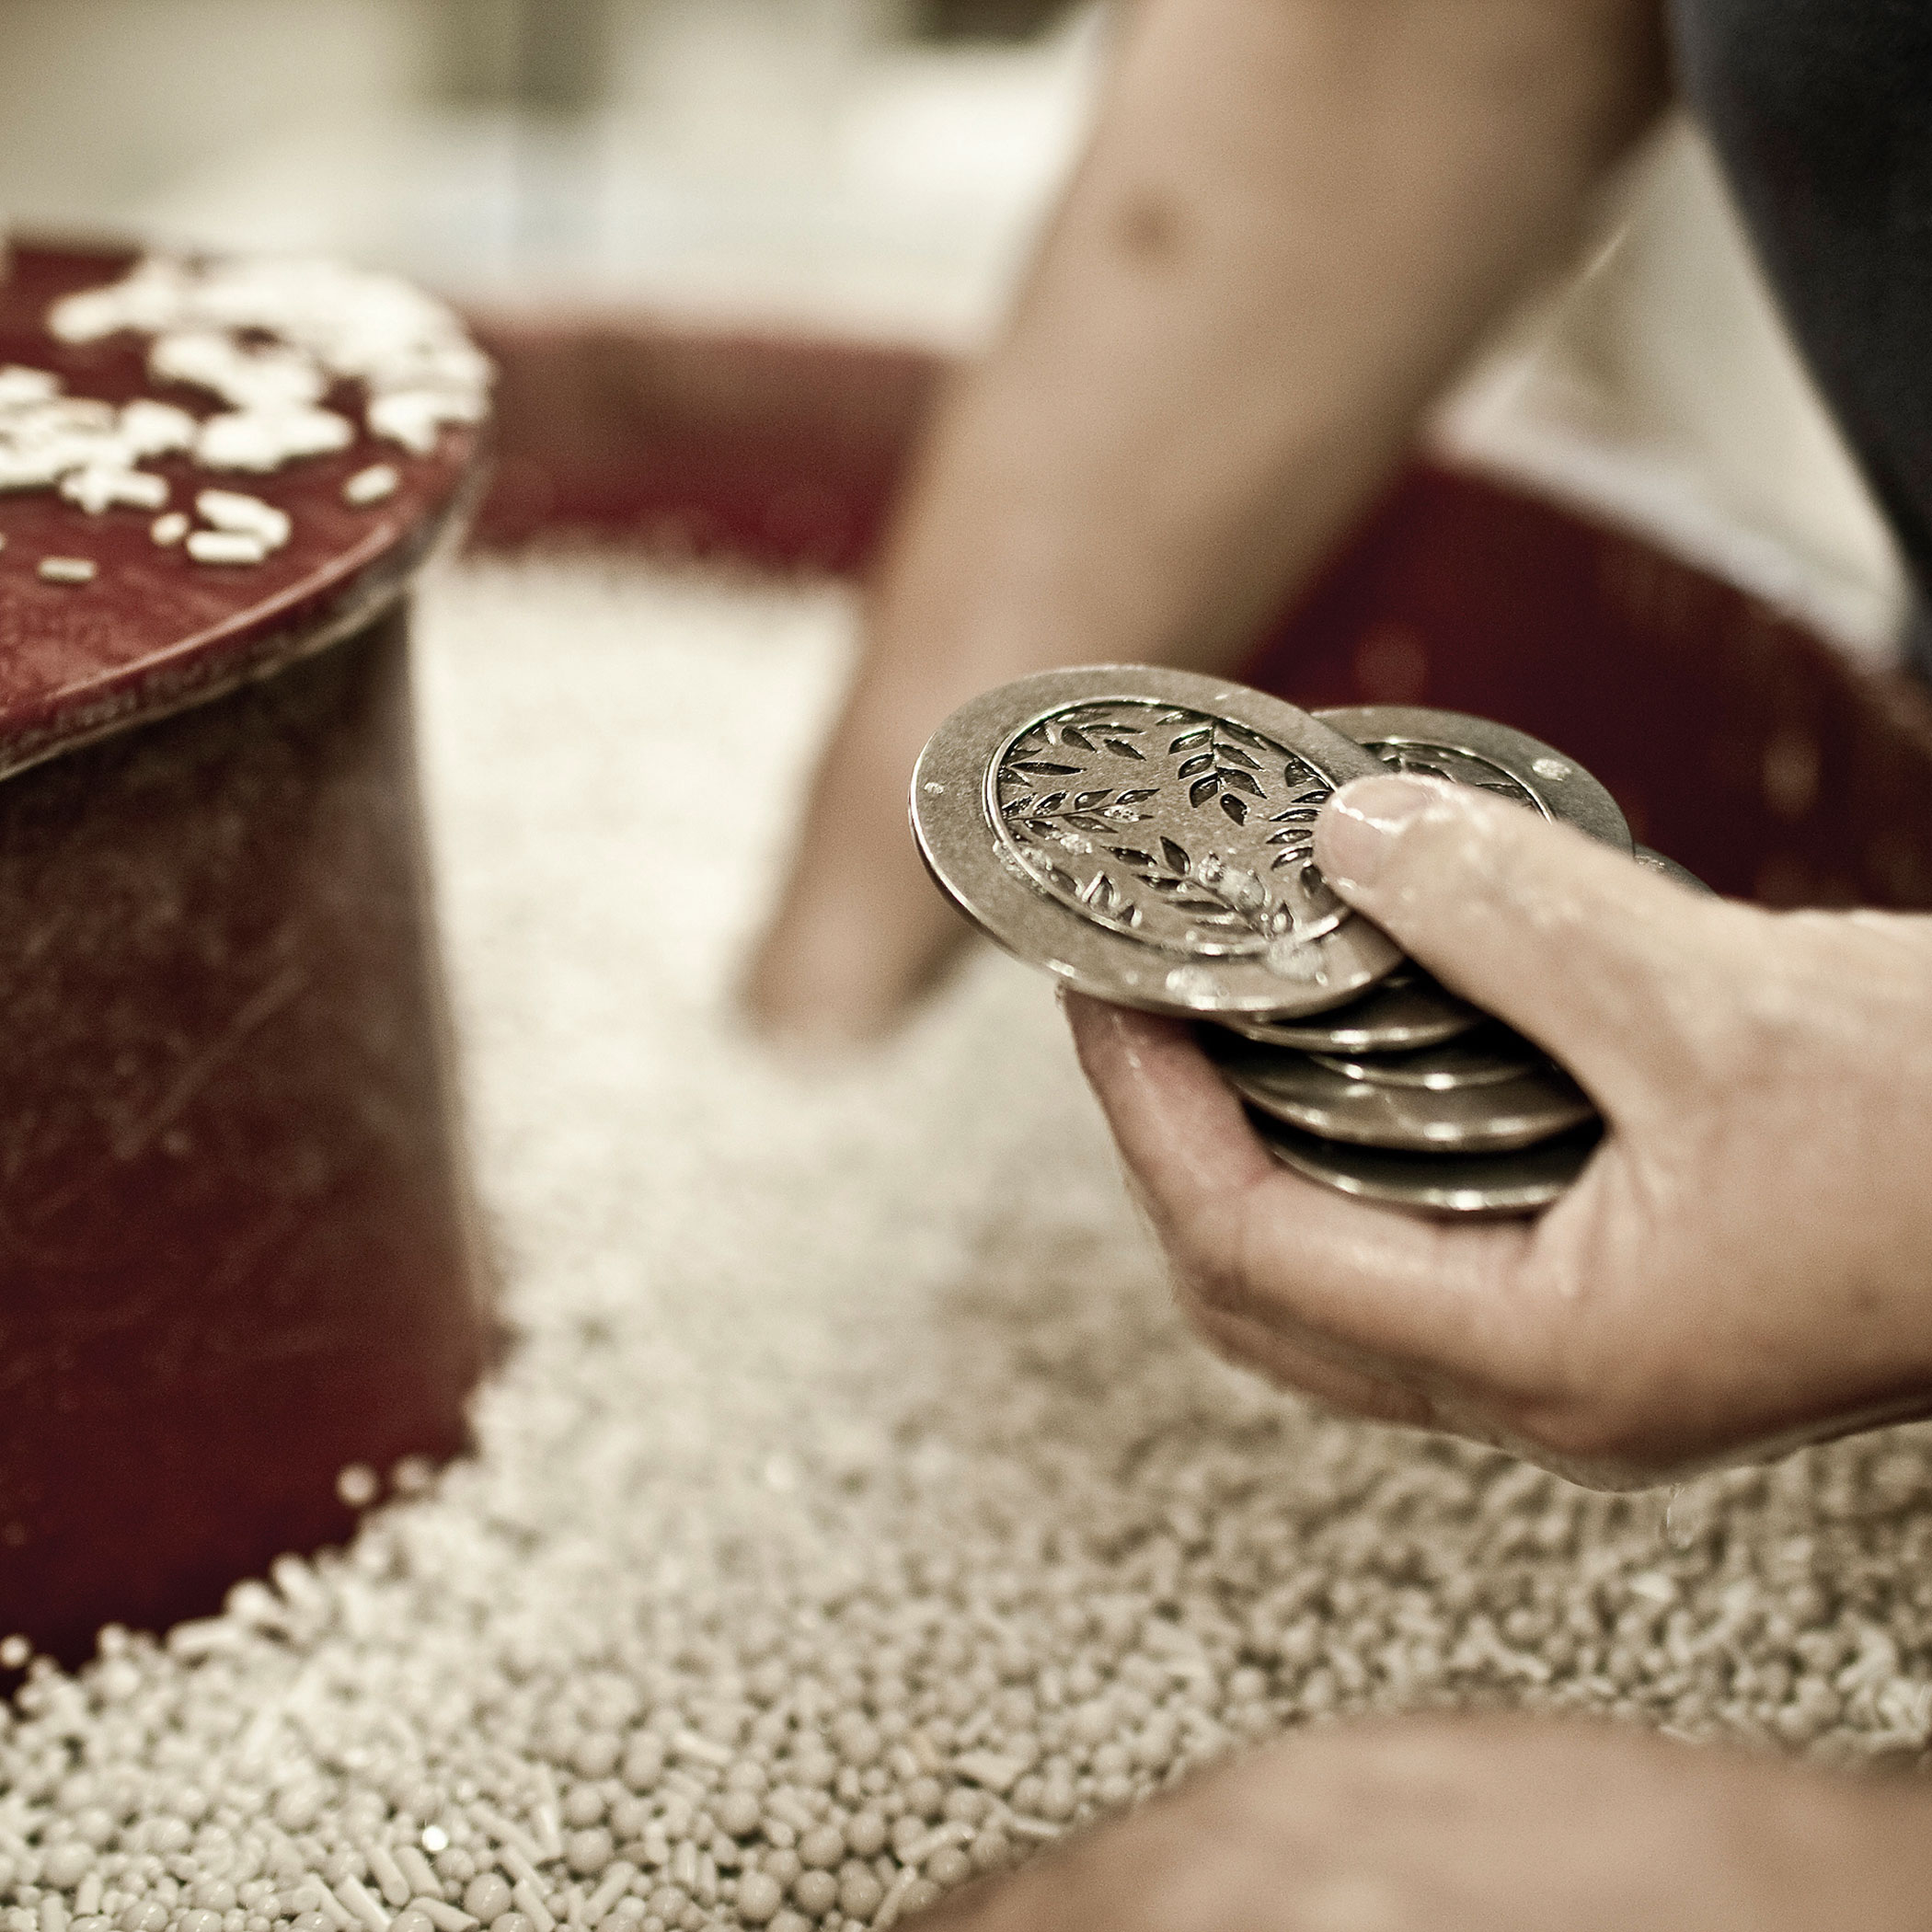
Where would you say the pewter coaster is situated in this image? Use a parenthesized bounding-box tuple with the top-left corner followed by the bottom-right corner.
(1316, 706, 1632, 851)
(1212, 1035, 1596, 1155)
(1220, 965, 1483, 1053)
(914, 667, 1404, 1019)
(1306, 1024, 1547, 1091)
(1251, 1110, 1603, 1217)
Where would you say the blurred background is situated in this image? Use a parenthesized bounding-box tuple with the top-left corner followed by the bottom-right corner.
(0, 0, 1907, 658)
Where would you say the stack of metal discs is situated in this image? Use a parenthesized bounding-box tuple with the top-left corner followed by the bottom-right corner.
(912, 667, 1710, 1219)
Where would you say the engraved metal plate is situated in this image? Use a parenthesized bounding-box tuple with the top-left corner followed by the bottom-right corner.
(1635, 846, 1715, 894)
(1209, 1030, 1594, 1154)
(1220, 964, 1483, 1053)
(1316, 706, 1632, 851)
(1251, 1110, 1603, 1216)
(1306, 1024, 1546, 1091)
(913, 668, 1403, 1018)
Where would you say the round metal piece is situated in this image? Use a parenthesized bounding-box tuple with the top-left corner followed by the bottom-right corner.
(1306, 1023, 1546, 1092)
(1249, 1110, 1603, 1217)
(1635, 846, 1716, 894)
(1316, 706, 1632, 851)
(1207, 1032, 1595, 1153)
(1217, 964, 1484, 1053)
(913, 667, 1405, 1019)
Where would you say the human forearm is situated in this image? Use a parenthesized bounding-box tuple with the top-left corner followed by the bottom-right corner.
(873, 0, 1670, 690)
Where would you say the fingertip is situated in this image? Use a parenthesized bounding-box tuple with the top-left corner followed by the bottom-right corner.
(1314, 772, 1457, 892)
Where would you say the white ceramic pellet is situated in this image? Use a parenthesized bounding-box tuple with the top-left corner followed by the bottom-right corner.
(394, 1852, 439, 1901)
(344, 464, 399, 507)
(185, 530, 268, 567)
(362, 1845, 409, 1908)
(61, 467, 167, 514)
(411, 1903, 475, 1932)
(505, 1885, 549, 1932)
(311, 1889, 356, 1932)
(196, 489, 291, 551)
(334, 1879, 389, 1932)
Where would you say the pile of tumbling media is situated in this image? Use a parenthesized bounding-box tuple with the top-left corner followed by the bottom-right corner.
(1, 557, 1929, 1932)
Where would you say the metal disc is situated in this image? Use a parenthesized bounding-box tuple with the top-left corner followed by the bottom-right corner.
(913, 667, 1405, 1019)
(1635, 846, 1716, 894)
(1208, 1033, 1595, 1153)
(1217, 964, 1484, 1052)
(1305, 1023, 1546, 1092)
(1316, 706, 1632, 852)
(1250, 1110, 1603, 1217)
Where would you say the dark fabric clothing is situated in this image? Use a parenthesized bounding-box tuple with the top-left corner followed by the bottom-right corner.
(1906, 598, 1932, 680)
(1672, 0, 1932, 669)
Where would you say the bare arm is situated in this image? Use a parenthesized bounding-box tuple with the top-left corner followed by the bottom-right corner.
(748, 0, 1667, 1042)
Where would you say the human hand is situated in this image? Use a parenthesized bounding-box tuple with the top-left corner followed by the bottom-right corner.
(912, 1715, 1932, 1932)
(1066, 773, 1932, 1486)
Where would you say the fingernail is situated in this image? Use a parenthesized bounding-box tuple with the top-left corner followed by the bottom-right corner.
(1315, 774, 1438, 888)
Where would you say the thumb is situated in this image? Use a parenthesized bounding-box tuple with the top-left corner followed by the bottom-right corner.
(1312, 773, 1730, 1114)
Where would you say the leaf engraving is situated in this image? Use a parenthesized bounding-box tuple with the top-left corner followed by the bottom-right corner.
(993, 697, 1345, 959)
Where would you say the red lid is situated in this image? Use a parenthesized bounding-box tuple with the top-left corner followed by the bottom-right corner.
(0, 237, 489, 777)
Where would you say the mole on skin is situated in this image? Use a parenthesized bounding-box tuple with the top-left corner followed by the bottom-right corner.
(1114, 190, 1189, 266)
